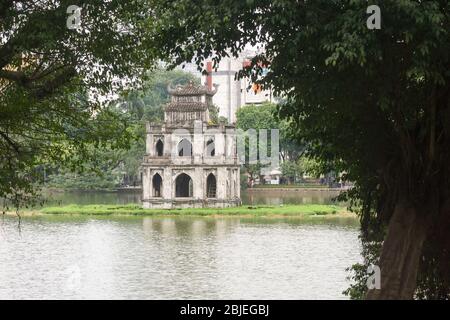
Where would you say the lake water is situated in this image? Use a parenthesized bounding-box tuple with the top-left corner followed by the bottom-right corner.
(0, 215, 360, 299)
(0, 189, 361, 299)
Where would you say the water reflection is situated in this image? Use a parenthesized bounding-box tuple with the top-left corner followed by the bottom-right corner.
(0, 216, 360, 299)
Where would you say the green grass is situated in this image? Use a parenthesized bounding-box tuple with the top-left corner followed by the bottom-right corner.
(251, 184, 331, 189)
(38, 203, 349, 218)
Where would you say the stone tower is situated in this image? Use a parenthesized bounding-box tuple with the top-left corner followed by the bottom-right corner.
(142, 81, 241, 209)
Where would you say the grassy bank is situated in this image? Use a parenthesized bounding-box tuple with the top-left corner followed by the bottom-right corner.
(251, 184, 327, 189)
(33, 204, 353, 218)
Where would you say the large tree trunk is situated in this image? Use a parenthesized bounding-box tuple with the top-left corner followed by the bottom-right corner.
(366, 200, 431, 299)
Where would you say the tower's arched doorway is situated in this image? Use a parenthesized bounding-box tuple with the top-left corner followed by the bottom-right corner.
(152, 173, 162, 197)
(178, 138, 192, 156)
(156, 139, 164, 156)
(206, 173, 217, 198)
(175, 173, 193, 197)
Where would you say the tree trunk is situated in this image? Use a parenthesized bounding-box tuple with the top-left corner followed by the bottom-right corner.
(366, 200, 431, 299)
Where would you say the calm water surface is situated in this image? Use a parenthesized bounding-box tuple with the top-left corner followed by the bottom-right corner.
(0, 215, 360, 299)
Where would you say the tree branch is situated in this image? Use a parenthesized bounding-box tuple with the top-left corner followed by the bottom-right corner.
(0, 69, 30, 86)
(0, 131, 20, 154)
(31, 66, 77, 99)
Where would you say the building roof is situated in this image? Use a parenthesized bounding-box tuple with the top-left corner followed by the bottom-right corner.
(167, 81, 218, 96)
(165, 101, 208, 112)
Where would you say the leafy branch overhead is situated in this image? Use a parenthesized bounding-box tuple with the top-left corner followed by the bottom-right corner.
(0, 1, 157, 206)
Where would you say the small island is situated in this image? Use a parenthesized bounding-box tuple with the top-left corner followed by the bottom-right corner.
(16, 204, 354, 219)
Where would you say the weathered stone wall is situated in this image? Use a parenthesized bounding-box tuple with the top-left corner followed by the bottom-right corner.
(142, 123, 240, 209)
(142, 83, 240, 209)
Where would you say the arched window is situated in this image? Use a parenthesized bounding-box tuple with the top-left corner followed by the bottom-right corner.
(206, 138, 215, 156)
(152, 173, 162, 197)
(206, 173, 217, 198)
(175, 173, 193, 197)
(178, 138, 192, 157)
(156, 139, 164, 156)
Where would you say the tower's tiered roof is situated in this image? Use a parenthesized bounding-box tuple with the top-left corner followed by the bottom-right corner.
(167, 81, 218, 97)
(164, 81, 217, 123)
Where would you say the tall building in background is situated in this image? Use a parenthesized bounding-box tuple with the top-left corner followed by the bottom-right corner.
(200, 50, 274, 124)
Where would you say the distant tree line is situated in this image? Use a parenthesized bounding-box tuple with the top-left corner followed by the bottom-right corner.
(236, 102, 323, 187)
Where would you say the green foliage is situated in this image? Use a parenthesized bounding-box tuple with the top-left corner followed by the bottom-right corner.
(298, 157, 322, 178)
(280, 160, 300, 183)
(46, 171, 121, 191)
(281, 157, 322, 183)
(218, 116, 229, 125)
(116, 68, 199, 123)
(236, 103, 279, 131)
(343, 238, 383, 299)
(236, 102, 305, 185)
(0, 1, 158, 207)
(236, 103, 279, 185)
(208, 104, 220, 124)
(252, 183, 327, 189)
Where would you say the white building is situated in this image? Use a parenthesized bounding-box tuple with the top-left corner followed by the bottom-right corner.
(196, 50, 275, 124)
